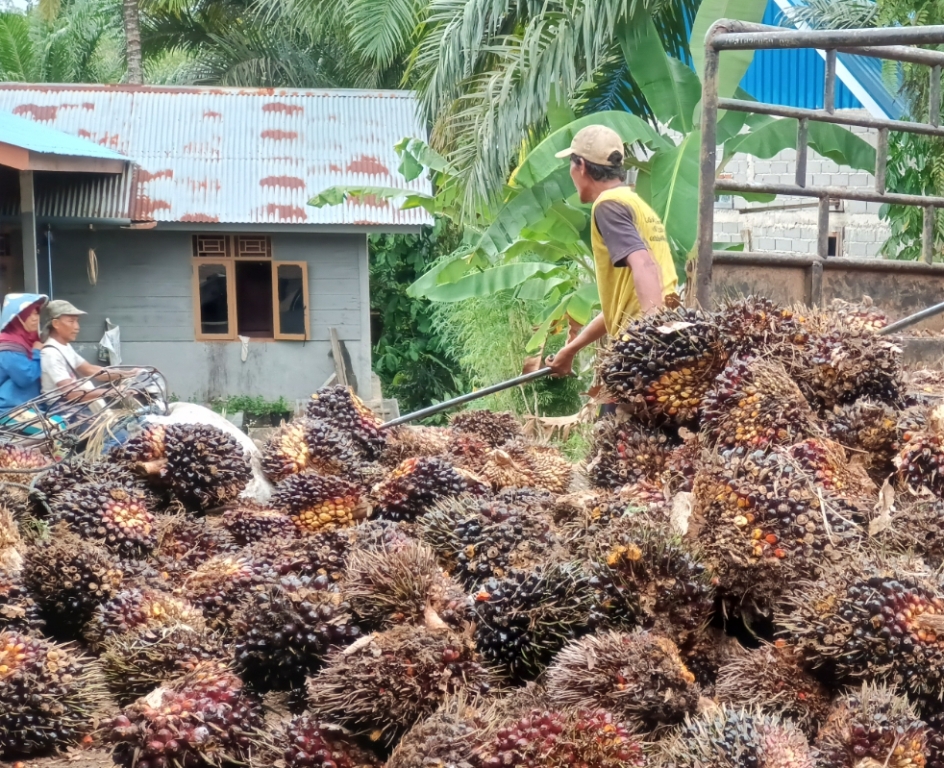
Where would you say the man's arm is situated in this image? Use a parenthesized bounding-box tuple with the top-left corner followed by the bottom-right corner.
(75, 361, 135, 382)
(54, 378, 110, 403)
(626, 249, 666, 315)
(546, 313, 608, 377)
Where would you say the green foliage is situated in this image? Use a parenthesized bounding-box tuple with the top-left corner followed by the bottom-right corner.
(211, 394, 291, 415)
(368, 222, 469, 419)
(690, 0, 769, 98)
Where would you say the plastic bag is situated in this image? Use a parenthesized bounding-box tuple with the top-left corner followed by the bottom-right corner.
(98, 319, 121, 366)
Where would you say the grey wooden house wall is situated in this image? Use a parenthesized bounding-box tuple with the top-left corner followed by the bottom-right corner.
(42, 228, 371, 402)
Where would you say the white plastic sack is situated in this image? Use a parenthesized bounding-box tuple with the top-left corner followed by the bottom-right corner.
(98, 319, 121, 366)
(144, 401, 274, 505)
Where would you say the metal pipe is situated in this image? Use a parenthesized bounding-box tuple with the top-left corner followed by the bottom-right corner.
(923, 206, 936, 264)
(932, 65, 942, 128)
(836, 45, 944, 68)
(796, 118, 809, 188)
(45, 226, 53, 298)
(695, 38, 722, 311)
(824, 50, 837, 114)
(381, 368, 553, 428)
(708, 21, 944, 52)
(878, 300, 944, 335)
(718, 98, 944, 138)
(875, 127, 888, 194)
(817, 196, 831, 258)
(715, 179, 944, 208)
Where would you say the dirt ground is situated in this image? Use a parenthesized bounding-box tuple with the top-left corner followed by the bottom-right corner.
(5, 747, 114, 768)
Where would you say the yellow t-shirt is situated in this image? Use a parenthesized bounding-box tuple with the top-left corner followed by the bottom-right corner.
(590, 187, 678, 334)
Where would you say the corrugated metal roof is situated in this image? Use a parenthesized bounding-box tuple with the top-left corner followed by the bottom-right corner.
(0, 84, 432, 227)
(0, 108, 127, 161)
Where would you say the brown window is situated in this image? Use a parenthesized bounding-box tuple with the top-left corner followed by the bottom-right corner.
(191, 235, 309, 341)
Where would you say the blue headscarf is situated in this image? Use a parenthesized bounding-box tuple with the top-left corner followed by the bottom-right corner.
(1, 293, 48, 332)
(0, 293, 48, 358)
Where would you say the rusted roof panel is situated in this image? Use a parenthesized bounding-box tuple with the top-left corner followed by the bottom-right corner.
(0, 85, 432, 227)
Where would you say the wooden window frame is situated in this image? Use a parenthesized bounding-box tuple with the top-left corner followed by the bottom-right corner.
(272, 260, 310, 341)
(191, 235, 309, 342)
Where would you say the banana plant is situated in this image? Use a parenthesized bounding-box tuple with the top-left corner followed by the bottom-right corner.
(311, 0, 878, 353)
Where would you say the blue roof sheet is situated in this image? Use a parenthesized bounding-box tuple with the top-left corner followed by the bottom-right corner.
(0, 108, 126, 161)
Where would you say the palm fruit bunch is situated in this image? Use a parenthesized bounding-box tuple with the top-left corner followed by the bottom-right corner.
(220, 504, 298, 546)
(387, 694, 486, 768)
(283, 715, 383, 768)
(475, 707, 644, 768)
(814, 683, 929, 768)
(922, 709, 944, 768)
(83, 587, 204, 651)
(496, 485, 557, 511)
(0, 503, 19, 556)
(662, 432, 704, 493)
(896, 430, 944, 499)
(250, 526, 353, 584)
(776, 556, 944, 698)
(418, 496, 565, 589)
(116, 423, 167, 462)
(583, 518, 716, 646)
(307, 385, 386, 459)
(102, 659, 265, 768)
(701, 357, 819, 450)
(153, 513, 237, 578)
(599, 306, 728, 425)
(545, 630, 699, 732)
(784, 438, 876, 512)
(586, 415, 671, 489)
(263, 417, 359, 482)
(714, 641, 831, 738)
(272, 471, 365, 534)
(553, 490, 637, 544)
(0, 444, 47, 487)
(444, 431, 492, 474)
(0, 630, 106, 757)
(715, 295, 808, 357)
(0, 565, 43, 635)
(450, 409, 523, 447)
(472, 562, 594, 681)
(181, 552, 265, 633)
(828, 296, 890, 333)
(371, 457, 488, 522)
(825, 398, 900, 476)
(480, 440, 573, 493)
(691, 450, 860, 614)
(343, 540, 472, 631)
(155, 423, 252, 510)
(382, 425, 453, 466)
(658, 705, 815, 767)
(307, 624, 493, 746)
(870, 498, 944, 569)
(32, 456, 155, 518)
(100, 623, 228, 704)
(52, 482, 156, 557)
(677, 625, 743, 694)
(788, 324, 902, 410)
(23, 525, 125, 639)
(232, 574, 362, 690)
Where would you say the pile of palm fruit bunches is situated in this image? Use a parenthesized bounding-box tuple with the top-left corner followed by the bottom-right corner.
(6, 296, 944, 767)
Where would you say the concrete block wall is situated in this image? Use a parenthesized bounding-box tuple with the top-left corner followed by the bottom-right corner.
(713, 115, 890, 258)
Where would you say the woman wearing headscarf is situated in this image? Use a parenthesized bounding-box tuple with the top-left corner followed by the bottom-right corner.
(0, 293, 48, 412)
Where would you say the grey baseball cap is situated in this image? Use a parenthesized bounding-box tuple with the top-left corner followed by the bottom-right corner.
(46, 299, 87, 320)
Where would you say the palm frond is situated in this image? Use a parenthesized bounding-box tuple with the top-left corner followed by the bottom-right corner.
(779, 0, 877, 30)
(347, 0, 422, 68)
(0, 11, 38, 80)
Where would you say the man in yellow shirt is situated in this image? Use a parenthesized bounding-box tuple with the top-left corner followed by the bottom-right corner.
(545, 125, 679, 377)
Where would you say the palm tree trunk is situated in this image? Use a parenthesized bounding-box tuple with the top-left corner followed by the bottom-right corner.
(123, 0, 143, 84)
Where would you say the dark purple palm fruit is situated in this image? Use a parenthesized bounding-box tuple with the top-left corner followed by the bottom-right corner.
(103, 659, 266, 768)
(99, 623, 229, 705)
(153, 512, 238, 580)
(814, 683, 929, 768)
(825, 398, 899, 480)
(449, 410, 523, 448)
(271, 471, 366, 535)
(180, 551, 267, 634)
(545, 630, 699, 732)
(714, 640, 831, 739)
(248, 526, 353, 584)
(307, 624, 493, 747)
(371, 457, 488, 523)
(220, 504, 298, 546)
(307, 385, 387, 460)
(586, 415, 672, 490)
(381, 425, 453, 467)
(386, 694, 485, 768)
(896, 429, 944, 500)
(343, 539, 472, 631)
(658, 704, 816, 768)
(0, 630, 107, 757)
(776, 554, 944, 699)
(232, 574, 362, 691)
(417, 496, 566, 589)
(22, 524, 125, 639)
(444, 431, 492, 475)
(51, 481, 157, 558)
(0, 565, 44, 636)
(83, 586, 205, 652)
(923, 708, 944, 768)
(716, 295, 808, 357)
(283, 715, 383, 768)
(472, 563, 595, 682)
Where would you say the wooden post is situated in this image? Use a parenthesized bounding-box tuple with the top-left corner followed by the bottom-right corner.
(19, 171, 39, 293)
(328, 327, 349, 388)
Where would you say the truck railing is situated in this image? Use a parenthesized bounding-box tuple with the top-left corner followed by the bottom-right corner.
(693, 21, 944, 310)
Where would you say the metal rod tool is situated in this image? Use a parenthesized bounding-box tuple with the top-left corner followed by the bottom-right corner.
(877, 300, 944, 336)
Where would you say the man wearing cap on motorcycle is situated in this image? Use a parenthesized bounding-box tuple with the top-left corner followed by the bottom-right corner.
(543, 125, 679, 378)
(41, 299, 137, 404)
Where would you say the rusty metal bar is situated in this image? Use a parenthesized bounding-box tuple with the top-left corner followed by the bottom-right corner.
(717, 98, 944, 138)
(817, 196, 831, 257)
(923, 206, 936, 264)
(715, 179, 944, 209)
(931, 65, 942, 128)
(824, 50, 837, 114)
(711, 251, 822, 265)
(795, 118, 809, 188)
(809, 260, 824, 306)
(694, 41, 721, 310)
(711, 251, 944, 273)
(875, 127, 888, 194)
(708, 21, 944, 52)
(836, 46, 944, 68)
